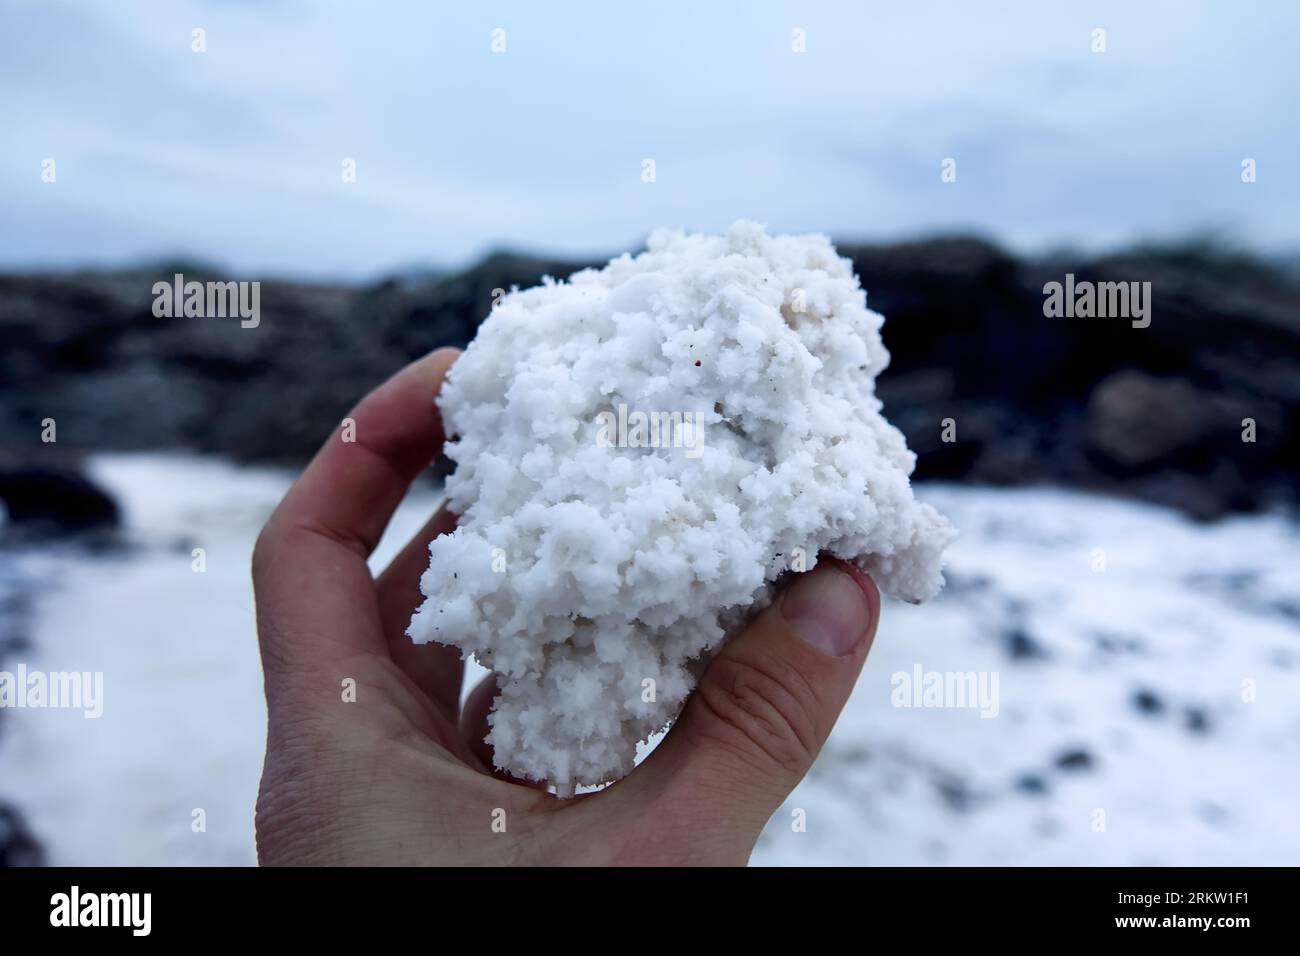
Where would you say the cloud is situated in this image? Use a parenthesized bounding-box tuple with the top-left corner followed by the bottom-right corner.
(2, 0, 1296, 277)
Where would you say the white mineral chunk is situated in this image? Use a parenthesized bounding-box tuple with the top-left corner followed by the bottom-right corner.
(409, 220, 955, 792)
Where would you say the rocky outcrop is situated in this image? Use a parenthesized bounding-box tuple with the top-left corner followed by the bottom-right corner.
(0, 240, 1296, 521)
(0, 468, 120, 536)
(0, 804, 43, 867)
(856, 239, 1299, 519)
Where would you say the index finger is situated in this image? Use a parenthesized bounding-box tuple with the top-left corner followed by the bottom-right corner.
(253, 347, 459, 673)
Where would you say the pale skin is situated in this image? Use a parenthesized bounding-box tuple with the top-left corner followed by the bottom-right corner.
(252, 347, 882, 865)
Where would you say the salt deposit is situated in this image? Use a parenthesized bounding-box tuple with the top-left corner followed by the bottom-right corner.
(408, 221, 954, 791)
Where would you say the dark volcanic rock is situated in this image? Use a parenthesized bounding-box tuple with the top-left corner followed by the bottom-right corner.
(0, 803, 44, 867)
(1004, 627, 1048, 661)
(1015, 773, 1049, 795)
(0, 238, 1296, 519)
(851, 238, 1300, 517)
(1054, 747, 1096, 772)
(0, 468, 120, 535)
(1088, 371, 1214, 468)
(1133, 688, 1166, 716)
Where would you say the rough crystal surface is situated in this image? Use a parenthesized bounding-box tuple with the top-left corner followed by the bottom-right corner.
(409, 221, 955, 792)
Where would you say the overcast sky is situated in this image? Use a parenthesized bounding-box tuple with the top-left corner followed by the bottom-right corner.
(2, 0, 1297, 279)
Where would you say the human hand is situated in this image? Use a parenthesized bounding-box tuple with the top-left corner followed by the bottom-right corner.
(252, 348, 881, 865)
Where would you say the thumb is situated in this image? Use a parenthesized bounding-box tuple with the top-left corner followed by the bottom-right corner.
(636, 559, 880, 855)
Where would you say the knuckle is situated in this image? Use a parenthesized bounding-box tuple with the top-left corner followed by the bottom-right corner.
(692, 654, 821, 778)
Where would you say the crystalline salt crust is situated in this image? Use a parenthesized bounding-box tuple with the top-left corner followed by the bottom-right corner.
(409, 221, 954, 792)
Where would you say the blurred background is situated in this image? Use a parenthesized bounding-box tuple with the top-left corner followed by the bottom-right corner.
(1, 0, 1298, 866)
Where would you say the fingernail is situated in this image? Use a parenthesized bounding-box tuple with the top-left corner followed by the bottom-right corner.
(780, 564, 873, 658)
